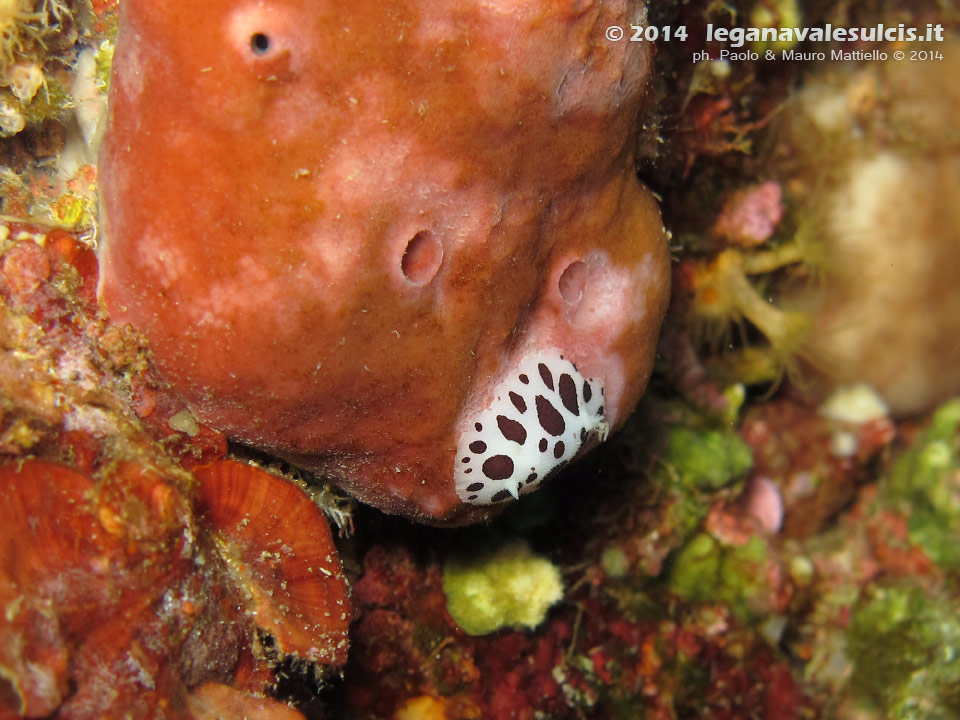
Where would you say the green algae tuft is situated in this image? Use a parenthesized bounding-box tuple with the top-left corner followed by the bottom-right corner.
(849, 583, 960, 718)
(886, 399, 960, 567)
(668, 533, 770, 619)
(664, 426, 753, 491)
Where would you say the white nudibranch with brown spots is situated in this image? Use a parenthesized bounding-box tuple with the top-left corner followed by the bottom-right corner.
(454, 351, 608, 505)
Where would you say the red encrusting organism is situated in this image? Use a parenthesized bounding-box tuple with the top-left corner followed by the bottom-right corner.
(97, 0, 671, 523)
(194, 459, 351, 666)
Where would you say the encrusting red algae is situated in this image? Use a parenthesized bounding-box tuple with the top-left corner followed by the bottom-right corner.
(0, 222, 349, 719)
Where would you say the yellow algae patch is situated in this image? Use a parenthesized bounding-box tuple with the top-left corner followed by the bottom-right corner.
(442, 540, 563, 636)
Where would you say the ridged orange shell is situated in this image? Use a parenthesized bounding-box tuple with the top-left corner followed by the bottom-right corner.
(0, 460, 105, 594)
(0, 460, 106, 716)
(193, 460, 350, 665)
(188, 682, 306, 720)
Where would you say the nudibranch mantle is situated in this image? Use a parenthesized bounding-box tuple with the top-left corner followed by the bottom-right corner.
(98, 0, 671, 524)
(455, 351, 608, 505)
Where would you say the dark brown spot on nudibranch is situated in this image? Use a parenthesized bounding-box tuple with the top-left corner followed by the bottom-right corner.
(475, 422, 483, 431)
(538, 363, 554, 390)
(466, 482, 484, 492)
(526, 472, 537, 484)
(464, 468, 472, 474)
(539, 438, 548, 452)
(469, 440, 487, 454)
(535, 395, 565, 436)
(491, 490, 512, 502)
(580, 428, 587, 442)
(497, 415, 527, 445)
(583, 380, 592, 403)
(519, 374, 529, 384)
(509, 391, 527, 414)
(554, 441, 565, 458)
(482, 455, 514, 480)
(558, 373, 579, 416)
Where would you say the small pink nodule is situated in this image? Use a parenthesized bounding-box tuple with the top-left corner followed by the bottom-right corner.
(745, 475, 784, 535)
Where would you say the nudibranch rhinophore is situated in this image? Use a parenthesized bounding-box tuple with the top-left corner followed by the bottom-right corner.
(98, 0, 671, 523)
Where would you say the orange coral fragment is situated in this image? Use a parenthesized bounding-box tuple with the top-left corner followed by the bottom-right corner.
(0, 460, 96, 716)
(188, 682, 307, 720)
(194, 459, 351, 665)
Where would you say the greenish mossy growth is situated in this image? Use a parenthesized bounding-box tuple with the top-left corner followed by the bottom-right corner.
(19, 75, 69, 125)
(651, 426, 754, 538)
(600, 544, 630, 579)
(848, 582, 960, 719)
(668, 534, 769, 620)
(664, 426, 753, 492)
(668, 534, 720, 601)
(885, 399, 960, 567)
(442, 540, 563, 636)
(94, 39, 114, 89)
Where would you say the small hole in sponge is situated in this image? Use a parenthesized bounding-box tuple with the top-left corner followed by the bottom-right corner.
(250, 32, 271, 54)
(401, 231, 443, 285)
(558, 260, 587, 305)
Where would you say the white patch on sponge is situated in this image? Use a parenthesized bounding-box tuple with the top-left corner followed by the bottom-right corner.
(454, 350, 607, 505)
